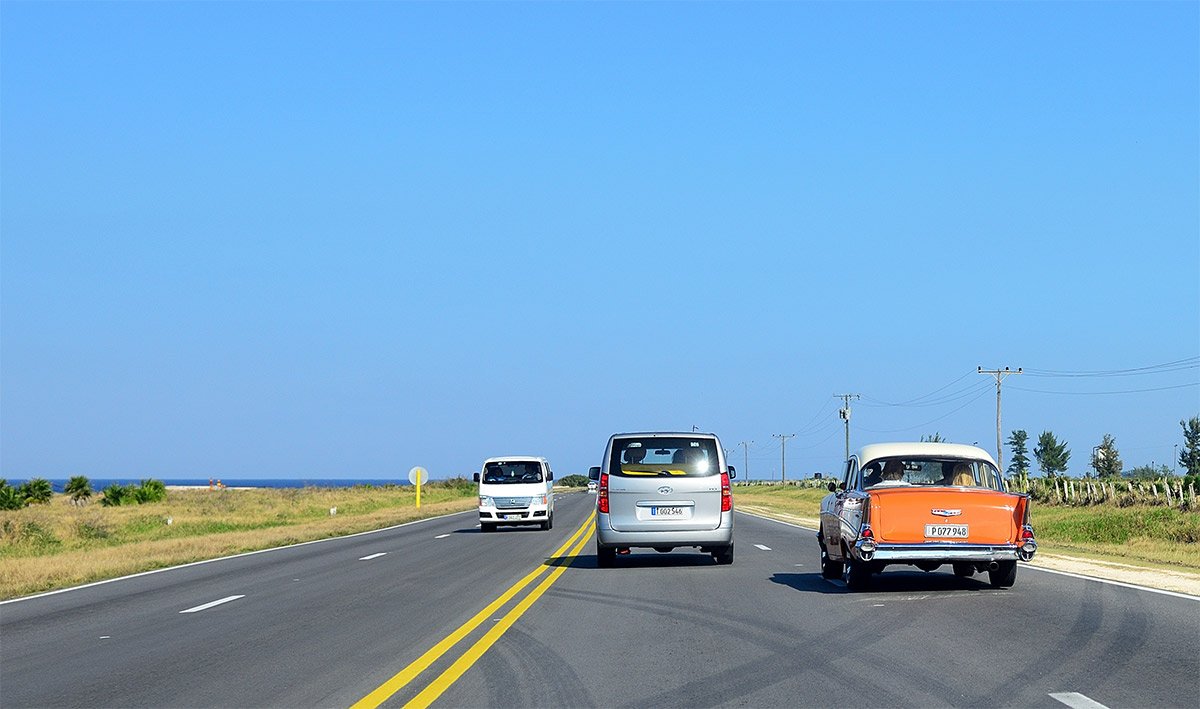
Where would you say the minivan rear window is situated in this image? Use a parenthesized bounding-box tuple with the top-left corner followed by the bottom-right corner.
(610, 437, 720, 477)
(483, 461, 543, 484)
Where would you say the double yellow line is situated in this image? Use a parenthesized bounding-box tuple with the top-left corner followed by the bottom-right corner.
(352, 510, 597, 709)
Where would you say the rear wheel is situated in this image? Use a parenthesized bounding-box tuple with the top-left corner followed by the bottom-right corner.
(845, 559, 872, 590)
(988, 561, 1017, 588)
(712, 543, 734, 565)
(596, 541, 615, 568)
(820, 545, 844, 579)
(952, 562, 974, 578)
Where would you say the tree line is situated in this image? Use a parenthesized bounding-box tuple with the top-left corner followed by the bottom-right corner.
(1004, 415, 1200, 488)
(0, 477, 167, 510)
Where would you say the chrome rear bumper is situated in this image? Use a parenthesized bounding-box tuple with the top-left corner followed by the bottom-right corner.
(855, 541, 1036, 563)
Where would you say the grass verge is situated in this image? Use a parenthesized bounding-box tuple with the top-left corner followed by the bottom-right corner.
(0, 483, 477, 600)
(732, 484, 1200, 570)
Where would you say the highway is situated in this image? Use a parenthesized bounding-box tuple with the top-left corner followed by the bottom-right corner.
(2, 492, 1197, 708)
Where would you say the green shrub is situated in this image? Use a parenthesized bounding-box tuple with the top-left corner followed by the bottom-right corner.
(0, 486, 26, 510)
(134, 479, 167, 504)
(65, 476, 93, 505)
(558, 474, 588, 488)
(20, 478, 53, 505)
(101, 484, 134, 506)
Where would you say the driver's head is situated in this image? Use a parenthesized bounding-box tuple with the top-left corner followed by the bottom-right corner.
(624, 446, 646, 464)
(882, 460, 904, 481)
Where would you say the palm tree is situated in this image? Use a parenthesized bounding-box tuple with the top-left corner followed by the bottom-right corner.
(0, 485, 25, 510)
(21, 478, 54, 504)
(65, 476, 93, 505)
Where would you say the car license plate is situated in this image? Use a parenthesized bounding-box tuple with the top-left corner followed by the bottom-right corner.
(925, 523, 968, 538)
(503, 514, 521, 520)
(651, 506, 686, 517)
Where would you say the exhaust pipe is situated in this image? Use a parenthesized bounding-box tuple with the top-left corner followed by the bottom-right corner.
(987, 561, 999, 571)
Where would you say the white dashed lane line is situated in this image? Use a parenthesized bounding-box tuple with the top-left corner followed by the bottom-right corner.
(359, 553, 387, 561)
(1050, 692, 1110, 709)
(435, 533, 451, 539)
(753, 544, 772, 551)
(179, 595, 245, 614)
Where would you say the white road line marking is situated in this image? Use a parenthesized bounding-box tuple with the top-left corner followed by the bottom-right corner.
(99, 636, 111, 639)
(754, 544, 772, 551)
(1050, 692, 1110, 709)
(359, 553, 387, 561)
(179, 595, 245, 614)
(435, 533, 450, 539)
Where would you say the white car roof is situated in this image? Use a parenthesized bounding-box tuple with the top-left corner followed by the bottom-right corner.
(609, 431, 719, 439)
(482, 456, 548, 465)
(856, 442, 998, 467)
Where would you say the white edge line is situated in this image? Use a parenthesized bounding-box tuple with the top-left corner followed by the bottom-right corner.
(179, 594, 245, 614)
(734, 509, 1200, 602)
(1049, 691, 1111, 709)
(1, 508, 475, 605)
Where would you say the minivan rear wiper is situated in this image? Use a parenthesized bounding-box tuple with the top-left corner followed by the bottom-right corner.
(658, 470, 675, 476)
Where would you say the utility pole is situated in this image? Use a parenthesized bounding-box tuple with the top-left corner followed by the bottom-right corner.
(836, 393, 861, 461)
(978, 366, 1022, 471)
(773, 433, 795, 482)
(738, 440, 753, 480)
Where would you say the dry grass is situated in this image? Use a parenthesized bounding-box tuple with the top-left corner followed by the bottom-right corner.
(0, 484, 476, 600)
(731, 482, 1200, 570)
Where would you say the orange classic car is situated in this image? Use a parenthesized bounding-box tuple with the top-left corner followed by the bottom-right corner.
(818, 442, 1036, 589)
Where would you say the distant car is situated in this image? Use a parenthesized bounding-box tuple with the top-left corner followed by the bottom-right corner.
(595, 432, 735, 566)
(587, 466, 600, 494)
(818, 442, 1036, 589)
(474, 456, 555, 531)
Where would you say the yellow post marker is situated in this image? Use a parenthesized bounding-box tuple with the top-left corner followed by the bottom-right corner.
(408, 466, 428, 509)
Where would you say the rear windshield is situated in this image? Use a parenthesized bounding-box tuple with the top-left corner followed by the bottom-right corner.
(609, 437, 720, 477)
(482, 461, 544, 484)
(861, 457, 1003, 491)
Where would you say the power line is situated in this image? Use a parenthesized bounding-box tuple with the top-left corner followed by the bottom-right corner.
(858, 386, 993, 435)
(1023, 356, 1199, 378)
(1010, 382, 1198, 395)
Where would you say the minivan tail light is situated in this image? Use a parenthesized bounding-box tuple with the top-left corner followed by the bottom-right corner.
(721, 472, 732, 512)
(598, 472, 609, 514)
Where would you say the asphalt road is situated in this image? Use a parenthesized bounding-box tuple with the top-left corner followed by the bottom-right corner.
(2, 492, 1197, 709)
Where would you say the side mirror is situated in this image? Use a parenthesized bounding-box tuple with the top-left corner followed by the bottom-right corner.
(727, 466, 737, 479)
(588, 466, 601, 481)
(547, 471, 554, 481)
(828, 482, 837, 492)
(472, 473, 480, 483)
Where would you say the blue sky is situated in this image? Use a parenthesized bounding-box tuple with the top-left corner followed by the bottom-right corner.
(3, 1, 1197, 480)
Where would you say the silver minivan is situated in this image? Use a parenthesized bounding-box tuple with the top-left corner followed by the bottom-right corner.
(595, 432, 735, 566)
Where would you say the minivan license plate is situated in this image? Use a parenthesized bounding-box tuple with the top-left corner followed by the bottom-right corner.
(651, 506, 686, 517)
(925, 524, 968, 538)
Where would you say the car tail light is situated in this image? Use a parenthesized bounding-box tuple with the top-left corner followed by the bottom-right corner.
(721, 472, 732, 512)
(1021, 525, 1035, 541)
(598, 472, 609, 514)
(859, 525, 873, 539)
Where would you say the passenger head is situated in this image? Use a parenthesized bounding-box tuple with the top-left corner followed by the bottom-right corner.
(624, 446, 646, 464)
(951, 463, 974, 486)
(882, 460, 905, 481)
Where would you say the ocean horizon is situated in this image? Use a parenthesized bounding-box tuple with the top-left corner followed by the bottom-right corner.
(0, 478, 450, 493)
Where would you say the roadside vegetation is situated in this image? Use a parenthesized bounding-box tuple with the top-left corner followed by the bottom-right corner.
(0, 479, 477, 600)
